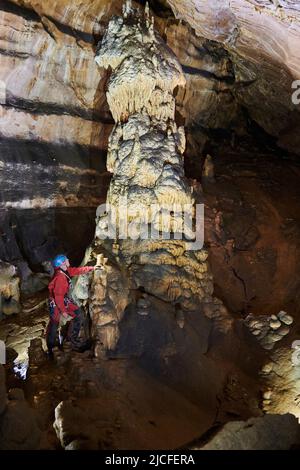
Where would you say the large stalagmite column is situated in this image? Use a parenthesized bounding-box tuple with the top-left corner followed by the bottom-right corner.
(76, 1, 229, 358)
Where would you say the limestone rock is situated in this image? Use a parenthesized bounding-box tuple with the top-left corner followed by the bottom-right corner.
(92, 3, 214, 314)
(245, 312, 293, 351)
(0, 261, 20, 317)
(28, 338, 45, 366)
(175, 308, 185, 329)
(269, 320, 281, 330)
(258, 332, 300, 417)
(54, 401, 98, 449)
(167, 0, 300, 155)
(260, 363, 273, 375)
(278, 311, 293, 326)
(74, 3, 226, 357)
(195, 414, 300, 450)
(263, 390, 272, 400)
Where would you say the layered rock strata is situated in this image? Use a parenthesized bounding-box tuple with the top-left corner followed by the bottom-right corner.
(168, 0, 300, 154)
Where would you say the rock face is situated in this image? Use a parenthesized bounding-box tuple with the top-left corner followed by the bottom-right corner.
(0, 261, 20, 317)
(2, 0, 299, 305)
(0, 0, 113, 272)
(192, 414, 300, 450)
(168, 0, 300, 154)
(0, 0, 238, 274)
(202, 135, 300, 316)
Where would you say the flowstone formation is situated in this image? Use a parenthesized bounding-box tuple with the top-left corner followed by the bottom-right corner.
(77, 2, 231, 357)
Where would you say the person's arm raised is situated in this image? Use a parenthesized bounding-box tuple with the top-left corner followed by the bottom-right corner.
(68, 266, 95, 277)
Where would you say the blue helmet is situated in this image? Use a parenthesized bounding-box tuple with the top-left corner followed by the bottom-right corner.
(53, 254, 68, 268)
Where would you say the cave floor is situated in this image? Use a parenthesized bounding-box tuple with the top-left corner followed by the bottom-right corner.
(2, 310, 213, 449)
(1, 291, 266, 450)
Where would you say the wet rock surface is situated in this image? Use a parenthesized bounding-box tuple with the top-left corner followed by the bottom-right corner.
(203, 136, 300, 316)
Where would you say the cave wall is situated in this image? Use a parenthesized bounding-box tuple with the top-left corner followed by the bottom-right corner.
(1, 0, 300, 312)
(168, 0, 300, 154)
(0, 0, 242, 271)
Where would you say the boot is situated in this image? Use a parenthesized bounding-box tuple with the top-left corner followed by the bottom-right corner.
(47, 349, 54, 361)
(71, 339, 92, 353)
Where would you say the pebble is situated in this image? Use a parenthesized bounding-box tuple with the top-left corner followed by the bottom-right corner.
(281, 314, 293, 326)
(277, 326, 290, 336)
(271, 315, 278, 321)
(252, 329, 261, 336)
(269, 320, 281, 330)
(249, 320, 260, 328)
(277, 311, 293, 324)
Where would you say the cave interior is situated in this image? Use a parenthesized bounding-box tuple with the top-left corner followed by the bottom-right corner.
(1, 0, 300, 451)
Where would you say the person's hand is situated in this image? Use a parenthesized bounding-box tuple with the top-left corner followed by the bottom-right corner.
(59, 312, 72, 327)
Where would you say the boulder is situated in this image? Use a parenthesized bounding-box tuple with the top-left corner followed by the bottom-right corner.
(195, 414, 300, 450)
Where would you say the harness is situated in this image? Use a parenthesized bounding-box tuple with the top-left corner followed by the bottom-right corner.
(49, 269, 73, 311)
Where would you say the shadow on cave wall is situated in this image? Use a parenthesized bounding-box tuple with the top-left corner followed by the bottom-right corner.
(0, 136, 109, 275)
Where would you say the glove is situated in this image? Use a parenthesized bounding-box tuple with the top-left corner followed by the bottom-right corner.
(59, 312, 73, 327)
